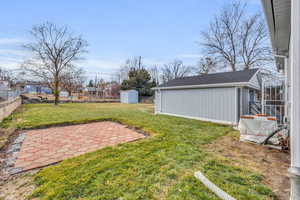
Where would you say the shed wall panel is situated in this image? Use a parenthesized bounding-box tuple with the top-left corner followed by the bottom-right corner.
(158, 87, 237, 124)
(120, 90, 138, 104)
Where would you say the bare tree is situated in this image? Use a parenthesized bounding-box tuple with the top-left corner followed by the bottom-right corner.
(115, 65, 130, 84)
(196, 57, 217, 75)
(200, 1, 272, 71)
(148, 65, 160, 85)
(161, 59, 192, 83)
(60, 67, 85, 97)
(124, 56, 144, 69)
(241, 14, 273, 69)
(22, 22, 88, 105)
(115, 56, 144, 84)
(0, 67, 14, 84)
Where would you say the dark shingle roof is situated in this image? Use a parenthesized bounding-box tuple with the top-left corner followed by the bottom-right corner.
(158, 68, 259, 88)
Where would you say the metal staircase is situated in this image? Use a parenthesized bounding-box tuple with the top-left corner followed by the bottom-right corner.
(249, 101, 262, 115)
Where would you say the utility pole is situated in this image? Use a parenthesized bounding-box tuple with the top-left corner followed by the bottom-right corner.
(138, 56, 142, 70)
(290, 0, 300, 199)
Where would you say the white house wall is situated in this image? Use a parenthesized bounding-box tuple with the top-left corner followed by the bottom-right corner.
(156, 87, 237, 124)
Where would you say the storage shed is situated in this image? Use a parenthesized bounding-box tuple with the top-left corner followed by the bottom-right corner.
(120, 90, 139, 104)
(153, 69, 261, 125)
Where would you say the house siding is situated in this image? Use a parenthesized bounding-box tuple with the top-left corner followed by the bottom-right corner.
(157, 87, 237, 124)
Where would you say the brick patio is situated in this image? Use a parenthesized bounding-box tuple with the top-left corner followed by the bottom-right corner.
(14, 122, 145, 171)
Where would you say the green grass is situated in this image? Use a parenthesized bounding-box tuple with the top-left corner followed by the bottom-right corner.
(3, 103, 275, 200)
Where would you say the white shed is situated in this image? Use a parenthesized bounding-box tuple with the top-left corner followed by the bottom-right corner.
(120, 90, 139, 104)
(153, 69, 261, 125)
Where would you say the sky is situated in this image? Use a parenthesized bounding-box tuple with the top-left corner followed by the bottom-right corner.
(0, 0, 262, 81)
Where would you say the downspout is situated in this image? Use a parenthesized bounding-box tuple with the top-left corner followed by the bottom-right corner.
(290, 0, 300, 199)
(284, 57, 289, 122)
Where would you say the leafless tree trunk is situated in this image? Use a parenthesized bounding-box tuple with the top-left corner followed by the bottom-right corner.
(161, 59, 192, 83)
(148, 65, 160, 85)
(125, 56, 145, 70)
(200, 1, 273, 71)
(115, 56, 145, 84)
(22, 22, 87, 105)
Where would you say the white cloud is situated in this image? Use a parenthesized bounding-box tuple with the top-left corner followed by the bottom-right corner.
(176, 53, 202, 59)
(143, 58, 166, 66)
(0, 58, 23, 69)
(0, 49, 29, 57)
(0, 38, 28, 45)
(79, 58, 123, 71)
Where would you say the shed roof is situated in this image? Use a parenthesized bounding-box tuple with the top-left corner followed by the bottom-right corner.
(156, 68, 259, 89)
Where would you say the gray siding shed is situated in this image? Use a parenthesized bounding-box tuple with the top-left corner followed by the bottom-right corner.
(154, 69, 261, 125)
(156, 88, 237, 124)
(120, 90, 139, 104)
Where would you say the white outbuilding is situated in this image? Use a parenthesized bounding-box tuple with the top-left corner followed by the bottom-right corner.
(120, 90, 139, 104)
(153, 69, 261, 125)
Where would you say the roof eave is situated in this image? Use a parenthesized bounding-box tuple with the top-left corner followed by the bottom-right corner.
(152, 82, 256, 90)
(260, 0, 291, 71)
(260, 0, 276, 53)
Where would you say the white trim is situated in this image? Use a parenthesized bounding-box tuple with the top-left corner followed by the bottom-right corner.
(235, 87, 238, 124)
(153, 82, 255, 90)
(247, 88, 250, 114)
(159, 89, 162, 113)
(291, 0, 300, 171)
(157, 112, 236, 126)
(239, 87, 243, 117)
(290, 1, 300, 199)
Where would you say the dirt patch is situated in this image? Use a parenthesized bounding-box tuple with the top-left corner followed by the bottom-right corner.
(0, 170, 38, 200)
(206, 132, 290, 200)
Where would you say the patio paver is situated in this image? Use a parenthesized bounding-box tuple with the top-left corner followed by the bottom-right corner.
(13, 122, 145, 171)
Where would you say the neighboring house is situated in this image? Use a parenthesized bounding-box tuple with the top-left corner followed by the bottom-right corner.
(0, 80, 10, 90)
(84, 87, 98, 95)
(260, 0, 300, 199)
(103, 82, 120, 98)
(84, 83, 120, 98)
(0, 80, 18, 101)
(59, 91, 69, 97)
(153, 69, 261, 125)
(20, 82, 52, 94)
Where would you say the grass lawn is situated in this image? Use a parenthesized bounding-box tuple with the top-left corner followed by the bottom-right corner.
(2, 103, 275, 200)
